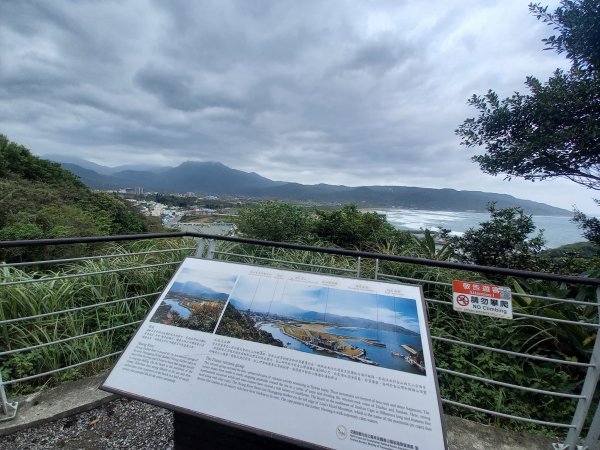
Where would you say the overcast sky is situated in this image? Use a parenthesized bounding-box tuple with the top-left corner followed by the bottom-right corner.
(230, 277, 419, 332)
(1, 0, 594, 212)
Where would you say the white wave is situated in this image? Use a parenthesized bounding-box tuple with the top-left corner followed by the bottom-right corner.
(377, 208, 583, 248)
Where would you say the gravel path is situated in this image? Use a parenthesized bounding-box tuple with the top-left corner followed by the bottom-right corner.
(0, 398, 174, 450)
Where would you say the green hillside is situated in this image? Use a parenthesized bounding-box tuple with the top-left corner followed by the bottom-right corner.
(0, 135, 159, 261)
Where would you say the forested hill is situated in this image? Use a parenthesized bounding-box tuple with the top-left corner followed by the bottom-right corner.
(53, 157, 570, 215)
(0, 135, 159, 260)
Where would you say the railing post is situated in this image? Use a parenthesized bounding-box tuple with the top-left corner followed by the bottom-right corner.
(559, 287, 600, 449)
(584, 285, 600, 450)
(584, 400, 600, 450)
(206, 240, 216, 260)
(374, 258, 379, 280)
(356, 257, 361, 278)
(0, 372, 18, 422)
(194, 238, 205, 258)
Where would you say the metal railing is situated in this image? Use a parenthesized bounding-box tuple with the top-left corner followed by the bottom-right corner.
(0, 232, 599, 449)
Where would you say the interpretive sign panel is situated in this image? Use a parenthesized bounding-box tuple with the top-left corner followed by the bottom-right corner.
(452, 280, 513, 319)
(102, 258, 447, 449)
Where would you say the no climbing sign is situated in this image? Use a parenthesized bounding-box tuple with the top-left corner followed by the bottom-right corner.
(452, 280, 513, 319)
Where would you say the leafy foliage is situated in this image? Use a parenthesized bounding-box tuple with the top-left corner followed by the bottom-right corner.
(457, 0, 600, 250)
(406, 229, 454, 261)
(0, 238, 196, 392)
(573, 200, 600, 246)
(311, 205, 407, 250)
(0, 135, 84, 186)
(457, 73, 600, 190)
(509, 276, 598, 361)
(378, 255, 594, 433)
(235, 201, 312, 242)
(450, 203, 545, 270)
(456, 1, 600, 191)
(530, 0, 600, 72)
(0, 135, 158, 261)
(235, 202, 412, 251)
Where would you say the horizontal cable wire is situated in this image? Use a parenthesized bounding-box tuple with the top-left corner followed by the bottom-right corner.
(512, 311, 600, 328)
(423, 298, 600, 328)
(0, 292, 160, 325)
(2, 351, 123, 386)
(510, 291, 599, 307)
(424, 298, 452, 306)
(431, 336, 592, 368)
(1, 247, 195, 268)
(441, 399, 574, 428)
(378, 273, 453, 288)
(436, 367, 584, 399)
(0, 232, 188, 248)
(2, 231, 599, 285)
(378, 276, 422, 288)
(213, 251, 357, 273)
(380, 273, 599, 307)
(0, 321, 142, 356)
(0, 261, 180, 287)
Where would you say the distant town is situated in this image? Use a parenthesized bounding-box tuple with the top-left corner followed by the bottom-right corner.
(108, 187, 239, 236)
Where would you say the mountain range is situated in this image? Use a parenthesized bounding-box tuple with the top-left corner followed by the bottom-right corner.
(169, 281, 229, 301)
(229, 298, 418, 335)
(45, 155, 570, 215)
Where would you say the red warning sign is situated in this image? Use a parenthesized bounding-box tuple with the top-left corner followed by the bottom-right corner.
(452, 280, 512, 319)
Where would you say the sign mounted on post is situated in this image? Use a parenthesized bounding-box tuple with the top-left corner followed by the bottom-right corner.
(452, 280, 513, 319)
(102, 258, 447, 449)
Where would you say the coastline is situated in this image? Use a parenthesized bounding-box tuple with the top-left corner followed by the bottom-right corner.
(262, 321, 379, 366)
(375, 208, 584, 249)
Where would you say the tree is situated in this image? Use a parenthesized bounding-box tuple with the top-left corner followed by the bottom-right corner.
(0, 135, 158, 261)
(0, 134, 84, 187)
(573, 202, 600, 244)
(235, 202, 411, 250)
(311, 205, 404, 250)
(450, 203, 545, 270)
(456, 0, 600, 245)
(456, 72, 599, 190)
(456, 1, 599, 190)
(235, 201, 311, 242)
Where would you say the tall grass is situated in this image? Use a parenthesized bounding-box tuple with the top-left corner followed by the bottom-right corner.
(211, 240, 361, 276)
(0, 238, 196, 394)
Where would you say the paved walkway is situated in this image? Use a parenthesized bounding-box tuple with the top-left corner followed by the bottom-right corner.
(0, 374, 565, 449)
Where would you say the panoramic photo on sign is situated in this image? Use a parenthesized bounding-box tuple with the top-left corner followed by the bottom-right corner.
(452, 280, 513, 319)
(102, 258, 447, 449)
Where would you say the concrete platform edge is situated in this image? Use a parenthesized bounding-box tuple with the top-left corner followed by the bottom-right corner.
(0, 373, 116, 437)
(0, 374, 587, 449)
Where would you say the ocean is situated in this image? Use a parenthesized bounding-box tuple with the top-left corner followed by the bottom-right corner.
(259, 323, 424, 375)
(378, 209, 585, 249)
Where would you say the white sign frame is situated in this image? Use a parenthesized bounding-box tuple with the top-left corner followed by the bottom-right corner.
(102, 258, 448, 449)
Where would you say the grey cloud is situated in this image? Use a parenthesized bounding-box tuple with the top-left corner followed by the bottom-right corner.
(0, 0, 589, 210)
(344, 38, 416, 76)
(134, 66, 231, 112)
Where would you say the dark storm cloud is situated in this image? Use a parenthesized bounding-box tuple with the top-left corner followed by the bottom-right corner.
(0, 0, 591, 210)
(134, 65, 244, 112)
